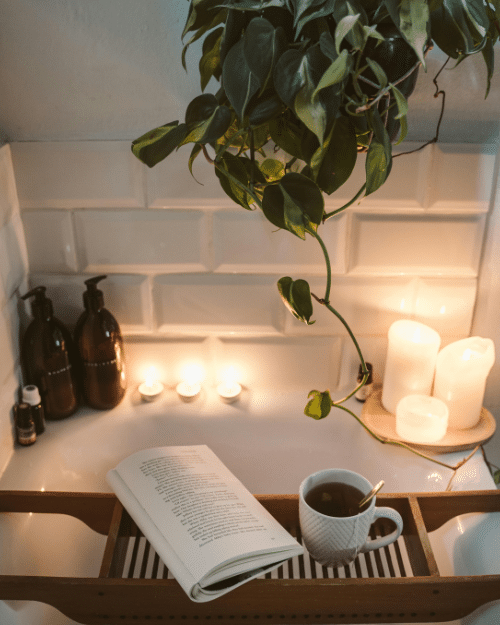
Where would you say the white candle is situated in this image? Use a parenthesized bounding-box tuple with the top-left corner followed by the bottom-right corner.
(217, 366, 241, 403)
(176, 364, 204, 402)
(382, 320, 441, 415)
(396, 395, 449, 444)
(433, 337, 495, 430)
(139, 367, 164, 402)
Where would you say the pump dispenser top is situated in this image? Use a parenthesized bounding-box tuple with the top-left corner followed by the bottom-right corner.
(21, 286, 79, 420)
(74, 275, 126, 410)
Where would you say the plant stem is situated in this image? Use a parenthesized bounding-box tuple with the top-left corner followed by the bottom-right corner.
(334, 402, 482, 472)
(323, 183, 366, 222)
(310, 229, 332, 304)
(309, 227, 369, 403)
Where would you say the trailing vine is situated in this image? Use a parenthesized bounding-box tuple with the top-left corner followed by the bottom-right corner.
(131, 0, 500, 475)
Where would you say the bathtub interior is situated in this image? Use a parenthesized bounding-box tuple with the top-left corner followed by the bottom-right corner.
(0, 388, 498, 625)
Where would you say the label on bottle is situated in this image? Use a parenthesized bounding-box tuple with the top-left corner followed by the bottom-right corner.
(17, 426, 36, 445)
(46, 363, 73, 376)
(83, 358, 119, 367)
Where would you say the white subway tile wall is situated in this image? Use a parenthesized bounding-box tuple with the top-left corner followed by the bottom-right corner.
(11, 140, 499, 390)
(0, 144, 29, 473)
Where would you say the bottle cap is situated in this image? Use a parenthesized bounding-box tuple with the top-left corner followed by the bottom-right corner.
(83, 275, 106, 309)
(21, 286, 53, 319)
(22, 385, 41, 406)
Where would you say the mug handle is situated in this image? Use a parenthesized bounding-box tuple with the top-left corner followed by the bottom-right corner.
(359, 507, 403, 553)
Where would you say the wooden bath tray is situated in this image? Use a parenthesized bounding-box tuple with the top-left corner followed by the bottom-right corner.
(0, 490, 499, 624)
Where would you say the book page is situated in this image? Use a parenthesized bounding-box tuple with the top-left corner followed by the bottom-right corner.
(113, 445, 300, 584)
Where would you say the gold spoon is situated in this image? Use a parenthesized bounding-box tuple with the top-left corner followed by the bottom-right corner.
(359, 480, 385, 508)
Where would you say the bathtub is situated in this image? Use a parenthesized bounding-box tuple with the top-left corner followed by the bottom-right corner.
(0, 384, 498, 625)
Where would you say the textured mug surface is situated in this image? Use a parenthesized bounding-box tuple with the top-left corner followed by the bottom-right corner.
(299, 469, 403, 568)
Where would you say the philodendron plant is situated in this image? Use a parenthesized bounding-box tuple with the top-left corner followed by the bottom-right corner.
(132, 0, 500, 472)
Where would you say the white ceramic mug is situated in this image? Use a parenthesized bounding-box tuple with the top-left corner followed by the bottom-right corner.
(299, 469, 404, 568)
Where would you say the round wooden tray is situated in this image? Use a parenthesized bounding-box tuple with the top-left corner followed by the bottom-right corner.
(361, 387, 496, 452)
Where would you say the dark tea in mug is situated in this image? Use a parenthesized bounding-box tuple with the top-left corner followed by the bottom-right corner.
(305, 482, 369, 517)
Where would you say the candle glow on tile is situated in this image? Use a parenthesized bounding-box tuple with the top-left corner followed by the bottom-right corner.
(217, 366, 241, 403)
(139, 366, 164, 402)
(433, 337, 495, 430)
(176, 363, 204, 401)
(382, 320, 441, 415)
(396, 394, 449, 444)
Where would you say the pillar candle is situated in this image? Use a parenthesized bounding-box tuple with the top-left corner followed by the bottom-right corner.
(433, 337, 495, 430)
(382, 320, 441, 415)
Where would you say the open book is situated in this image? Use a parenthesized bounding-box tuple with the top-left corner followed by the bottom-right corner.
(106, 445, 303, 602)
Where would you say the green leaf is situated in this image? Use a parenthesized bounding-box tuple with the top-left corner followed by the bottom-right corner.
(304, 389, 332, 419)
(269, 111, 305, 159)
(243, 18, 286, 94)
(312, 49, 352, 98)
(395, 0, 430, 68)
(294, 0, 337, 37)
(335, 13, 361, 54)
(481, 37, 495, 98)
(262, 183, 287, 229)
(199, 28, 223, 91)
(282, 190, 308, 239)
(366, 58, 388, 89)
(248, 94, 284, 126)
(274, 49, 307, 109)
(188, 144, 203, 183)
(277, 277, 315, 324)
(494, 468, 500, 485)
(315, 116, 358, 195)
(182, 9, 227, 71)
(319, 31, 338, 61)
(280, 172, 324, 227)
(182, 95, 232, 145)
(294, 83, 326, 146)
(261, 172, 324, 236)
(215, 153, 253, 209)
(389, 83, 408, 119)
(222, 38, 260, 120)
(260, 158, 285, 181)
(131, 122, 188, 168)
(365, 138, 392, 196)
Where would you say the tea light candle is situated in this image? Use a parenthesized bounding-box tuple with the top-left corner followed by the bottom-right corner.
(139, 367, 164, 402)
(433, 337, 495, 430)
(382, 320, 441, 415)
(176, 364, 204, 402)
(217, 367, 241, 403)
(396, 395, 449, 444)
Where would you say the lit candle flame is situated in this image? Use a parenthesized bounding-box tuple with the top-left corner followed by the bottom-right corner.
(144, 366, 157, 388)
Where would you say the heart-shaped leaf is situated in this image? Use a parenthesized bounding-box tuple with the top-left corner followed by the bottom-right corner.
(304, 389, 332, 419)
(222, 38, 261, 120)
(131, 121, 188, 168)
(277, 277, 315, 324)
(280, 172, 325, 227)
(182, 95, 232, 145)
(315, 116, 358, 194)
(243, 18, 286, 93)
(215, 153, 253, 209)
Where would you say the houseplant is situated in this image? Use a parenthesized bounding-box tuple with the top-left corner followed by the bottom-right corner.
(131, 0, 500, 473)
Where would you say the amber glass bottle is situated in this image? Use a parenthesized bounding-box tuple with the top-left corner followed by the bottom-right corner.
(21, 287, 79, 420)
(74, 275, 126, 410)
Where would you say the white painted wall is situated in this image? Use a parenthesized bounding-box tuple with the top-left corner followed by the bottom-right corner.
(0, 145, 30, 471)
(0, 0, 499, 143)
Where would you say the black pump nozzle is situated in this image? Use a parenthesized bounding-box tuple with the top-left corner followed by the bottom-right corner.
(21, 286, 53, 319)
(83, 275, 107, 309)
